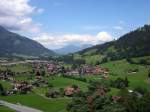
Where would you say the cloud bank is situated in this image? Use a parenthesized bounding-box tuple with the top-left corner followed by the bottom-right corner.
(0, 0, 113, 50)
(33, 31, 113, 49)
(0, 0, 43, 32)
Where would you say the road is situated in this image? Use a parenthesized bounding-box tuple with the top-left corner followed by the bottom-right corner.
(0, 100, 43, 112)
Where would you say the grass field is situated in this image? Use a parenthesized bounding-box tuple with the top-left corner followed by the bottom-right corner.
(0, 64, 32, 73)
(0, 106, 15, 112)
(34, 76, 88, 95)
(47, 76, 88, 90)
(0, 80, 12, 91)
(0, 93, 70, 112)
(0, 59, 150, 111)
(101, 59, 150, 90)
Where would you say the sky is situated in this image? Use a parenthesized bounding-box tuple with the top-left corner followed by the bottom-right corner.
(0, 0, 150, 49)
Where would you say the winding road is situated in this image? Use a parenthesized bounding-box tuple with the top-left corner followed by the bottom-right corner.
(0, 100, 43, 112)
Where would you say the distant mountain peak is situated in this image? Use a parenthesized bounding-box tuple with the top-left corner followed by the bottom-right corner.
(54, 44, 92, 54)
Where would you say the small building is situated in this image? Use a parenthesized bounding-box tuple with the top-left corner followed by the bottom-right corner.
(65, 87, 74, 96)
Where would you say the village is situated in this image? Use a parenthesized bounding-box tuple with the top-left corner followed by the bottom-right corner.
(0, 60, 110, 98)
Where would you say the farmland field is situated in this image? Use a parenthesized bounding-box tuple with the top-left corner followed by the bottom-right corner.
(0, 59, 150, 112)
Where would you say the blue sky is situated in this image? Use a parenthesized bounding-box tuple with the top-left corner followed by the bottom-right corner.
(30, 0, 150, 34)
(0, 0, 150, 49)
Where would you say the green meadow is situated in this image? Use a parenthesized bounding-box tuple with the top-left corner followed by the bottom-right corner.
(0, 59, 150, 111)
(0, 106, 15, 112)
(0, 93, 70, 112)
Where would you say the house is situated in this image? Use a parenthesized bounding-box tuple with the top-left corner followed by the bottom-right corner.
(65, 87, 74, 96)
(46, 63, 58, 74)
(92, 66, 103, 74)
(84, 65, 93, 74)
(67, 70, 79, 76)
(112, 96, 121, 102)
(64, 86, 80, 96)
(13, 81, 32, 93)
(83, 65, 109, 75)
(102, 74, 109, 80)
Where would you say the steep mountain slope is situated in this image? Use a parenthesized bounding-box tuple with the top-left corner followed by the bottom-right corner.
(77, 25, 150, 61)
(0, 26, 55, 57)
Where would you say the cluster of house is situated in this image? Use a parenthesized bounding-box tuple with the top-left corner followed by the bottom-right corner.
(82, 65, 109, 76)
(65, 65, 109, 80)
(12, 80, 32, 94)
(32, 60, 109, 78)
(0, 70, 14, 80)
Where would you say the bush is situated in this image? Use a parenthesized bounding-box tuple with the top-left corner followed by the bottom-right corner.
(59, 88, 64, 97)
(45, 89, 60, 98)
(111, 77, 129, 89)
(47, 83, 53, 88)
(134, 87, 147, 95)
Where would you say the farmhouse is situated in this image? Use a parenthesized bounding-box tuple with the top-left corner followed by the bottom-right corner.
(67, 69, 79, 76)
(65, 87, 74, 96)
(83, 65, 109, 75)
(13, 81, 32, 93)
(64, 86, 80, 96)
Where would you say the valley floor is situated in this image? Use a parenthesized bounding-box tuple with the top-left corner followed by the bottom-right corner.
(0, 59, 150, 112)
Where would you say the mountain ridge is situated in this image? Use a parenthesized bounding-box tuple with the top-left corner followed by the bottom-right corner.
(75, 24, 150, 62)
(0, 26, 55, 57)
(54, 44, 92, 54)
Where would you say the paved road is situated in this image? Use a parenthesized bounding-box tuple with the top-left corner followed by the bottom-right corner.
(0, 100, 43, 112)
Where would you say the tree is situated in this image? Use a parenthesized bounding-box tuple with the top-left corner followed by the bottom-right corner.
(0, 83, 4, 94)
(142, 92, 150, 112)
(148, 70, 150, 78)
(119, 89, 139, 112)
(59, 88, 64, 97)
(124, 77, 129, 87)
(102, 103, 125, 112)
(41, 70, 46, 76)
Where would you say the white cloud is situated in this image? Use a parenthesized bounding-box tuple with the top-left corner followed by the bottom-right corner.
(114, 26, 124, 30)
(33, 32, 113, 49)
(96, 32, 112, 42)
(0, 0, 43, 32)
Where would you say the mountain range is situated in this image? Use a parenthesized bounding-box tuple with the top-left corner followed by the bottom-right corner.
(0, 26, 54, 58)
(0, 24, 150, 60)
(54, 44, 92, 54)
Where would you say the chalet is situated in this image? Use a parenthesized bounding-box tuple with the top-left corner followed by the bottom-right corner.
(47, 63, 56, 72)
(84, 65, 94, 74)
(65, 87, 74, 96)
(46, 62, 59, 74)
(67, 70, 79, 76)
(92, 66, 103, 74)
(64, 86, 80, 96)
(13, 81, 32, 93)
(112, 96, 121, 102)
(0, 71, 13, 80)
(102, 74, 109, 80)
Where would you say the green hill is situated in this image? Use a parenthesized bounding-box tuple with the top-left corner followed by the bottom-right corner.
(75, 25, 150, 64)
